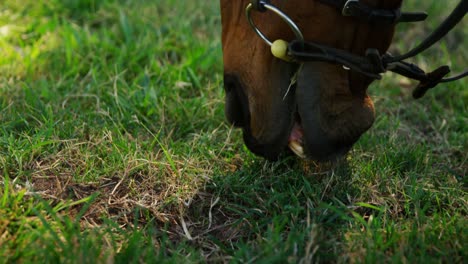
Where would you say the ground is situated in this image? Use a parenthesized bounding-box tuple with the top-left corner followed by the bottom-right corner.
(0, 0, 466, 263)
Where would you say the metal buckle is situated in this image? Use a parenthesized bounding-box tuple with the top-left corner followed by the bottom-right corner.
(342, 0, 359, 16)
(246, 2, 304, 46)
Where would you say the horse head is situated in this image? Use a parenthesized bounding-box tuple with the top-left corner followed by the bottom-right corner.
(220, 0, 404, 161)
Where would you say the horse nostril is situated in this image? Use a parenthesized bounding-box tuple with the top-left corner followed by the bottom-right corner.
(224, 74, 250, 128)
(224, 74, 236, 93)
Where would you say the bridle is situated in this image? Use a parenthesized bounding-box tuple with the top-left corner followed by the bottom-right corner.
(246, 0, 468, 99)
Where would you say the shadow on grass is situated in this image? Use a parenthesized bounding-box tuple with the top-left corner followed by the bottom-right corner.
(174, 158, 360, 262)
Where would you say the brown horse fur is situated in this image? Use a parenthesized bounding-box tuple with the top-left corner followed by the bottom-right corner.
(220, 0, 402, 161)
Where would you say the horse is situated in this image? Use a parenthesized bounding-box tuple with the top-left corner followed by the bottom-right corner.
(219, 0, 467, 161)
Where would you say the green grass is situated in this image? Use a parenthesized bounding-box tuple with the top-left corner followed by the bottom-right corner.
(0, 0, 466, 263)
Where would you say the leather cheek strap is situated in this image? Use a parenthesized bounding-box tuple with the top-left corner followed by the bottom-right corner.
(317, 0, 428, 24)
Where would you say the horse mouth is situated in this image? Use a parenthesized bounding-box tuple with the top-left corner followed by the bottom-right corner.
(224, 63, 374, 162)
(287, 111, 355, 161)
(288, 117, 306, 158)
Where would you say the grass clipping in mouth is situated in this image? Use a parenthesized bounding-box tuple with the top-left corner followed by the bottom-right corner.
(289, 140, 306, 158)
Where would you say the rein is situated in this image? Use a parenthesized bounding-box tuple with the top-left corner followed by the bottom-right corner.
(246, 0, 468, 99)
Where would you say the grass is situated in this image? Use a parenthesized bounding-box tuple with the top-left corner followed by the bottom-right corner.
(0, 0, 466, 263)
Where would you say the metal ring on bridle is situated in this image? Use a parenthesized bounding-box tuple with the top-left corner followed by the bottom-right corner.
(246, 3, 304, 46)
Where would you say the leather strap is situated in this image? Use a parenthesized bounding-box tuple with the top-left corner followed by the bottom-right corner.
(288, 41, 384, 79)
(288, 41, 458, 99)
(317, 0, 428, 24)
(287, 0, 468, 98)
(386, 0, 468, 62)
